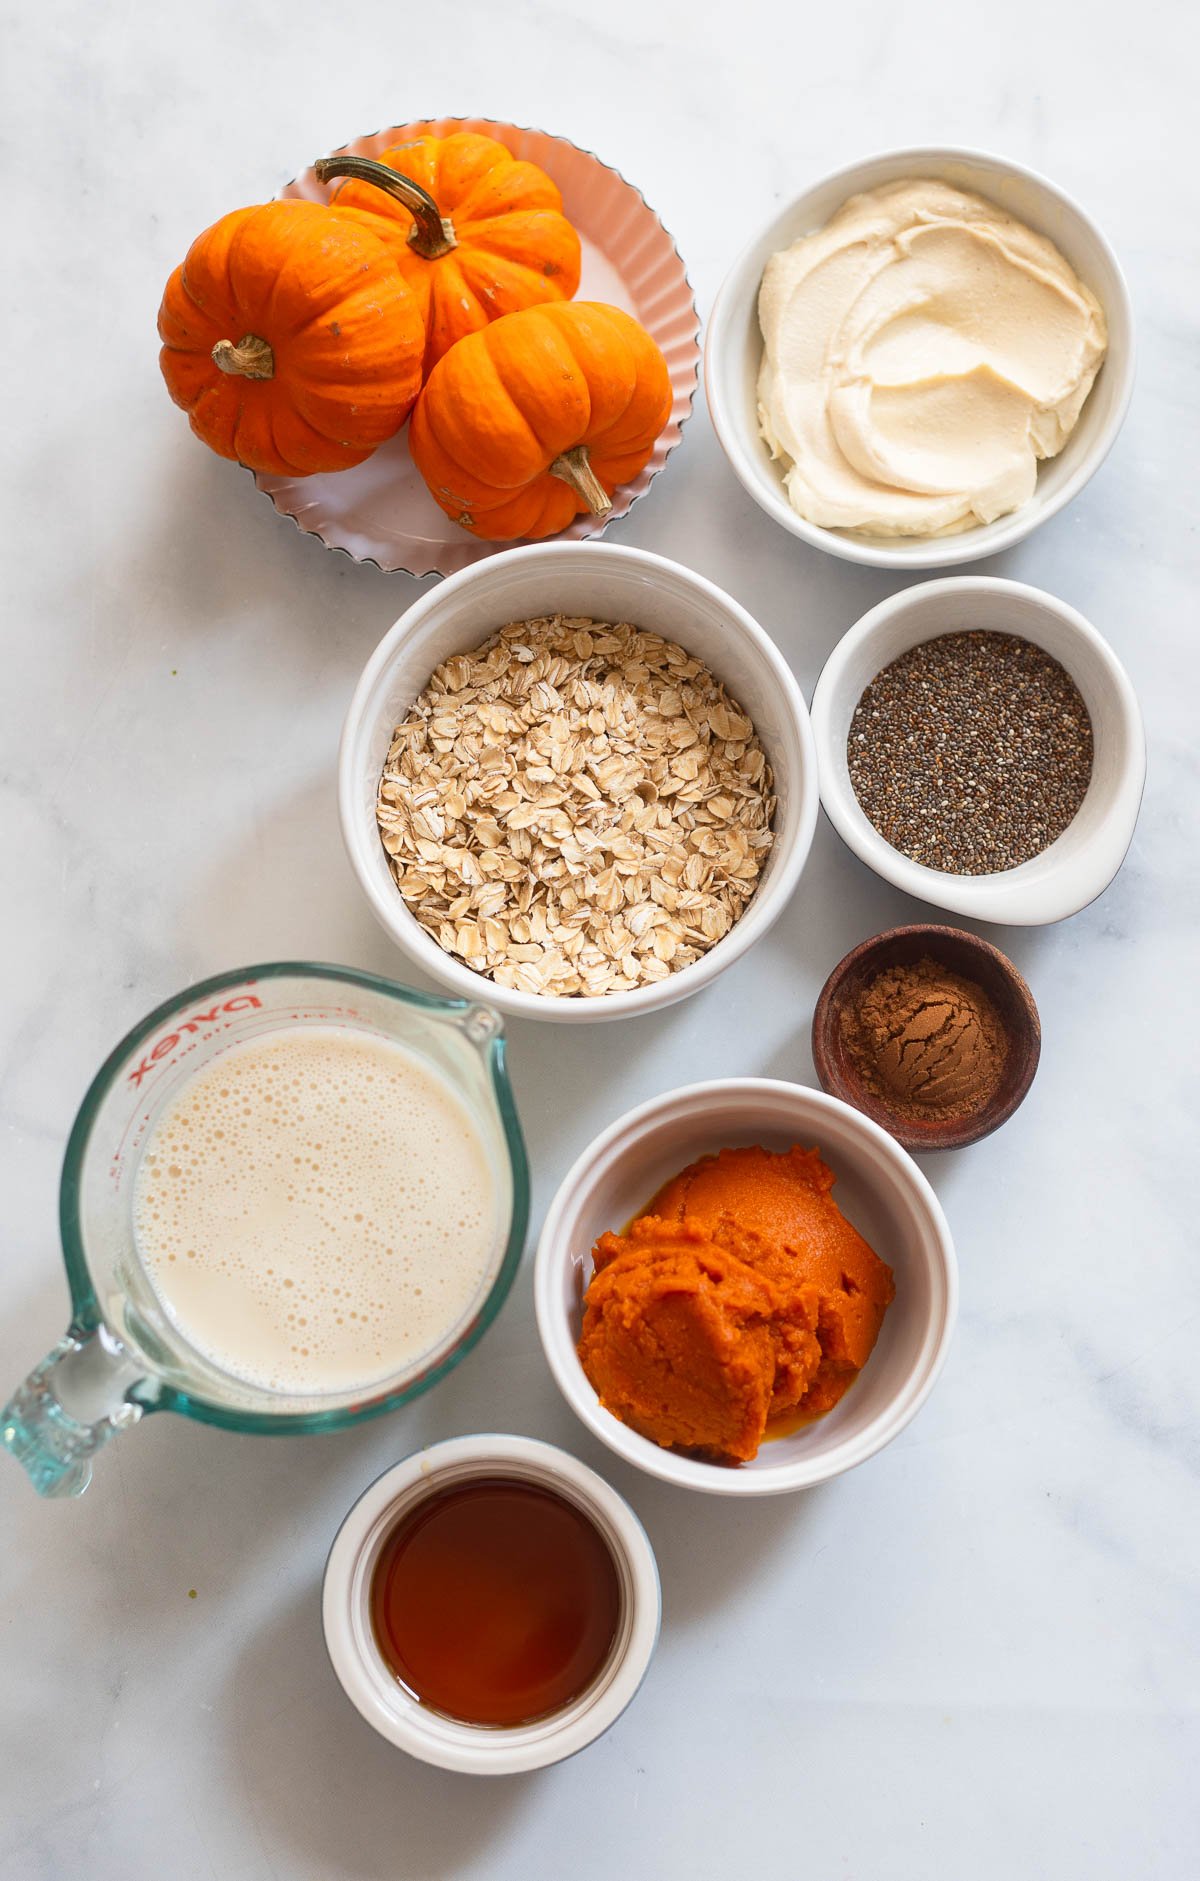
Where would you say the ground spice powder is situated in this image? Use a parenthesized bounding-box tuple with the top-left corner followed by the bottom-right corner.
(840, 956, 1009, 1123)
(847, 631, 1094, 874)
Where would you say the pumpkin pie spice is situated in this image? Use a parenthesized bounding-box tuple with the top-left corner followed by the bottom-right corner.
(840, 956, 1009, 1124)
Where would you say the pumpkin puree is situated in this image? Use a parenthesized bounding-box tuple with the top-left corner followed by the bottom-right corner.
(577, 1146, 895, 1463)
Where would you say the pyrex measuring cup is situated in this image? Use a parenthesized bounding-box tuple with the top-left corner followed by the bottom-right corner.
(2, 963, 528, 1498)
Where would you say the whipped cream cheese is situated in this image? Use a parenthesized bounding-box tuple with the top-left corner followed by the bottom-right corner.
(757, 180, 1107, 538)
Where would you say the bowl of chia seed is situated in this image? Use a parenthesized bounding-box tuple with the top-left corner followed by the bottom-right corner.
(809, 576, 1146, 925)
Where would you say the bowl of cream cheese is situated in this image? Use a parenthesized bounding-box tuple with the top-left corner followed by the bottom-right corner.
(704, 148, 1134, 568)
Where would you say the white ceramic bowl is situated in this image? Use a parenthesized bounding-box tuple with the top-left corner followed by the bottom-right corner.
(322, 1434, 660, 1774)
(340, 541, 818, 1023)
(534, 1079, 957, 1496)
(704, 146, 1135, 569)
(809, 576, 1146, 925)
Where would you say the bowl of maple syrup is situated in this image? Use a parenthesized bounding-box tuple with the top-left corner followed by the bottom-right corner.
(323, 1433, 660, 1773)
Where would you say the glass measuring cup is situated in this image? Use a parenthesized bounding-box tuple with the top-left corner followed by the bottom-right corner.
(2, 962, 529, 1498)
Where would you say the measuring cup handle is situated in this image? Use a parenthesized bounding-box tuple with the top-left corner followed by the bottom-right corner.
(2, 1327, 150, 1497)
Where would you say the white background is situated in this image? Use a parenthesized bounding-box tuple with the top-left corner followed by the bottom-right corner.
(1, 3, 1197, 1876)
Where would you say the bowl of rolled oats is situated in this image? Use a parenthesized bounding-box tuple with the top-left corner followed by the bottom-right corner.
(339, 542, 818, 1021)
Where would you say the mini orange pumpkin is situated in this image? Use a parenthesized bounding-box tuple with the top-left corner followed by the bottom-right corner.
(315, 133, 582, 376)
(408, 300, 673, 540)
(158, 199, 425, 477)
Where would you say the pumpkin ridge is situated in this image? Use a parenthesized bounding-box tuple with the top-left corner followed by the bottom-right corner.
(536, 479, 582, 533)
(453, 249, 570, 326)
(471, 477, 578, 537)
(421, 408, 537, 500)
(326, 196, 417, 248)
(425, 261, 490, 376)
(390, 254, 435, 335)
(229, 400, 269, 474)
(162, 350, 216, 412)
(584, 374, 641, 449)
(425, 133, 521, 211)
(449, 164, 565, 226)
(189, 383, 235, 458)
(177, 208, 246, 336)
(292, 387, 406, 439)
(420, 342, 547, 491)
(407, 407, 479, 509)
(287, 277, 419, 361)
(272, 404, 354, 476)
(455, 237, 574, 299)
(490, 306, 594, 460)
(454, 210, 571, 250)
(406, 140, 444, 201)
(585, 447, 654, 487)
(262, 403, 285, 473)
(595, 370, 674, 454)
(266, 240, 385, 338)
(537, 302, 636, 446)
(173, 278, 224, 347)
(226, 204, 299, 341)
(577, 303, 672, 451)
(436, 160, 515, 222)
(264, 408, 307, 478)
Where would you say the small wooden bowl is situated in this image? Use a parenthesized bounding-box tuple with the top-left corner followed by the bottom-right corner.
(811, 925, 1041, 1153)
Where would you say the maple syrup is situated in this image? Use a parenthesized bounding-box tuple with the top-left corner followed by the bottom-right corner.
(370, 1477, 622, 1727)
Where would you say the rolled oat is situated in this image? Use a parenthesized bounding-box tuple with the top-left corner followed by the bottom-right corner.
(376, 616, 776, 998)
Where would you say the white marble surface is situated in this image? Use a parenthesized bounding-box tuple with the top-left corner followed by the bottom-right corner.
(2, 4, 1197, 1876)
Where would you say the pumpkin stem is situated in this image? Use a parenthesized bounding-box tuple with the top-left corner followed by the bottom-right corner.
(549, 447, 613, 517)
(314, 154, 457, 260)
(211, 335, 275, 380)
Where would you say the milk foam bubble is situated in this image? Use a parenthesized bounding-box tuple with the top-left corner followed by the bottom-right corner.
(133, 1027, 502, 1395)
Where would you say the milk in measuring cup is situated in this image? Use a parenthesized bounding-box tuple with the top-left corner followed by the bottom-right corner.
(133, 1028, 502, 1394)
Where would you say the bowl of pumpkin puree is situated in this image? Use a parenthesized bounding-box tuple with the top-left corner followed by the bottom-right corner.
(534, 1079, 957, 1496)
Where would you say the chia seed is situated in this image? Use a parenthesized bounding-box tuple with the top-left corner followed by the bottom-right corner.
(846, 631, 1094, 874)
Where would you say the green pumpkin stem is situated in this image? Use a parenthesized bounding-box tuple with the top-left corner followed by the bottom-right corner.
(313, 154, 457, 260)
(211, 335, 275, 380)
(549, 447, 613, 517)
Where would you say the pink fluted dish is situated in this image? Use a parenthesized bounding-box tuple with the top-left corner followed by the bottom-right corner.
(255, 118, 701, 576)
